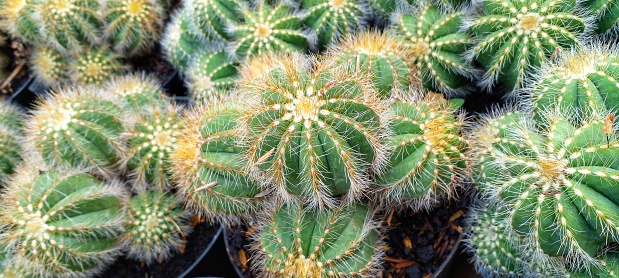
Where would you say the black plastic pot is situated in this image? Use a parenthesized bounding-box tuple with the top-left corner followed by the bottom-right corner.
(7, 76, 34, 108)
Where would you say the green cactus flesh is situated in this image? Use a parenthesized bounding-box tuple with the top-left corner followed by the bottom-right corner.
(391, 4, 475, 93)
(0, 104, 23, 183)
(27, 88, 124, 173)
(0, 0, 41, 42)
(256, 203, 381, 278)
(240, 54, 384, 209)
(468, 0, 586, 89)
(376, 93, 467, 210)
(302, 0, 366, 48)
(170, 102, 264, 221)
(474, 110, 619, 268)
(29, 45, 70, 87)
(187, 49, 239, 103)
(38, 0, 103, 52)
(104, 74, 165, 111)
(0, 168, 126, 277)
(162, 9, 207, 72)
(186, 0, 245, 41)
(367, 0, 402, 19)
(571, 252, 619, 277)
(123, 190, 191, 265)
(233, 3, 307, 58)
(71, 46, 125, 85)
(583, 0, 619, 34)
(104, 0, 165, 55)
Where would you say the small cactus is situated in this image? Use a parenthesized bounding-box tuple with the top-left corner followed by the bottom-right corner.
(29, 45, 70, 87)
(104, 73, 166, 111)
(185, 0, 246, 41)
(71, 45, 126, 85)
(324, 30, 413, 98)
(0, 166, 127, 277)
(467, 0, 586, 90)
(170, 101, 266, 222)
(25, 87, 124, 176)
(583, 0, 619, 34)
(103, 0, 165, 55)
(186, 47, 239, 103)
(238, 53, 386, 209)
(121, 190, 191, 265)
(0, 103, 24, 183)
(0, 0, 41, 42)
(302, 0, 368, 48)
(232, 3, 308, 58)
(252, 203, 383, 278)
(161, 9, 208, 72)
(391, 3, 476, 93)
(375, 91, 468, 211)
(38, 0, 103, 52)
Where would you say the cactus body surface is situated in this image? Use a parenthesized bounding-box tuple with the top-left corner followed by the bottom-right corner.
(104, 0, 165, 55)
(0, 0, 41, 42)
(0, 103, 23, 183)
(161, 10, 208, 72)
(104, 74, 165, 111)
(187, 48, 239, 103)
(302, 0, 367, 48)
(38, 0, 103, 52)
(186, 0, 245, 41)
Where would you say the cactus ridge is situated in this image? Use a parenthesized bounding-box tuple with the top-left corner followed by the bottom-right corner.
(302, 0, 368, 48)
(0, 0, 41, 42)
(170, 101, 265, 223)
(187, 47, 239, 103)
(0, 166, 127, 277)
(238, 53, 386, 209)
(104, 0, 165, 55)
(466, 0, 587, 90)
(29, 45, 70, 87)
(251, 203, 384, 278)
(71, 45, 126, 85)
(122, 190, 191, 265)
(186, 0, 246, 41)
(38, 0, 103, 53)
(392, 4, 476, 94)
(161, 9, 208, 72)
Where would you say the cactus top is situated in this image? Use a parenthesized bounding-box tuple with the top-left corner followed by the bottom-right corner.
(302, 0, 367, 48)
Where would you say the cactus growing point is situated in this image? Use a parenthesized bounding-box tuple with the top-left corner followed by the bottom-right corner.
(29, 45, 70, 87)
(104, 0, 165, 55)
(71, 45, 126, 85)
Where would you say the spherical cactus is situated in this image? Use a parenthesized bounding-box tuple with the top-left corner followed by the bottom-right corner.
(185, 0, 246, 41)
(375, 91, 468, 211)
(324, 30, 413, 98)
(467, 0, 586, 90)
(121, 190, 191, 265)
(161, 9, 208, 72)
(38, 0, 103, 53)
(123, 103, 182, 191)
(232, 3, 308, 58)
(0, 103, 24, 183)
(583, 0, 619, 34)
(252, 203, 383, 278)
(71, 45, 126, 85)
(103, 0, 165, 55)
(104, 73, 166, 111)
(302, 0, 368, 48)
(238, 53, 386, 209)
(186, 47, 239, 103)
(29, 45, 70, 87)
(0, 0, 41, 42)
(25, 87, 124, 177)
(471, 108, 619, 269)
(170, 101, 266, 222)
(530, 45, 619, 121)
(0, 166, 127, 277)
(391, 4, 476, 94)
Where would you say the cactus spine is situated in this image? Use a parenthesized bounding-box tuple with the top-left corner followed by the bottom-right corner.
(583, 0, 619, 34)
(104, 73, 165, 111)
(187, 48, 239, 103)
(185, 0, 246, 41)
(104, 0, 165, 55)
(302, 0, 367, 48)
(38, 0, 103, 52)
(29, 45, 70, 87)
(71, 45, 126, 85)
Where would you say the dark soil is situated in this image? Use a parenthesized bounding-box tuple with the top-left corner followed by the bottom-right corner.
(99, 220, 220, 278)
(1, 40, 32, 99)
(225, 224, 255, 278)
(382, 191, 471, 278)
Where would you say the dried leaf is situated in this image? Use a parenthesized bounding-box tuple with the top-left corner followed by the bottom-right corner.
(449, 210, 464, 222)
(423, 273, 433, 278)
(450, 223, 463, 233)
(191, 215, 200, 227)
(403, 237, 412, 249)
(386, 257, 406, 263)
(239, 249, 248, 271)
(393, 260, 415, 269)
(387, 209, 395, 226)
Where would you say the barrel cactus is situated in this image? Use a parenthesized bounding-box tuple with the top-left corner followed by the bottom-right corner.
(324, 30, 413, 98)
(471, 108, 619, 269)
(0, 103, 23, 183)
(103, 0, 165, 55)
(25, 87, 124, 176)
(186, 47, 239, 103)
(0, 0, 41, 42)
(29, 45, 70, 87)
(161, 9, 208, 72)
(185, 0, 246, 41)
(467, 0, 587, 90)
(121, 190, 191, 265)
(170, 101, 265, 222)
(238, 53, 386, 209)
(0, 166, 127, 277)
(391, 4, 476, 93)
(583, 0, 619, 34)
(38, 0, 103, 52)
(375, 91, 468, 211)
(252, 203, 383, 278)
(232, 3, 308, 58)
(71, 45, 126, 85)
(104, 73, 165, 111)
(302, 0, 367, 48)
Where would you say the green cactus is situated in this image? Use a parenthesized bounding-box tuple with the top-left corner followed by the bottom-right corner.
(253, 203, 383, 278)
(124, 103, 181, 191)
(232, 3, 308, 58)
(38, 0, 103, 53)
(238, 53, 385, 209)
(368, 0, 407, 20)
(0, 103, 24, 183)
(185, 0, 246, 41)
(302, 0, 367, 48)
(122, 190, 191, 265)
(103, 0, 165, 55)
(531, 45, 619, 121)
(467, 0, 586, 90)
(161, 9, 208, 72)
(375, 92, 468, 210)
(471, 108, 619, 269)
(170, 101, 265, 222)
(29, 45, 70, 87)
(71, 45, 126, 85)
(25, 87, 124, 176)
(390, 4, 476, 93)
(0, 166, 127, 277)
(104, 73, 166, 111)
(324, 30, 412, 98)
(583, 0, 619, 34)
(186, 47, 239, 103)
(0, 0, 41, 42)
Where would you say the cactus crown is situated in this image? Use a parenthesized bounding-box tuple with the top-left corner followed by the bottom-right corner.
(0, 0, 41, 42)
(104, 0, 165, 54)
(38, 0, 103, 52)
(29, 45, 70, 87)
(71, 46, 125, 85)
